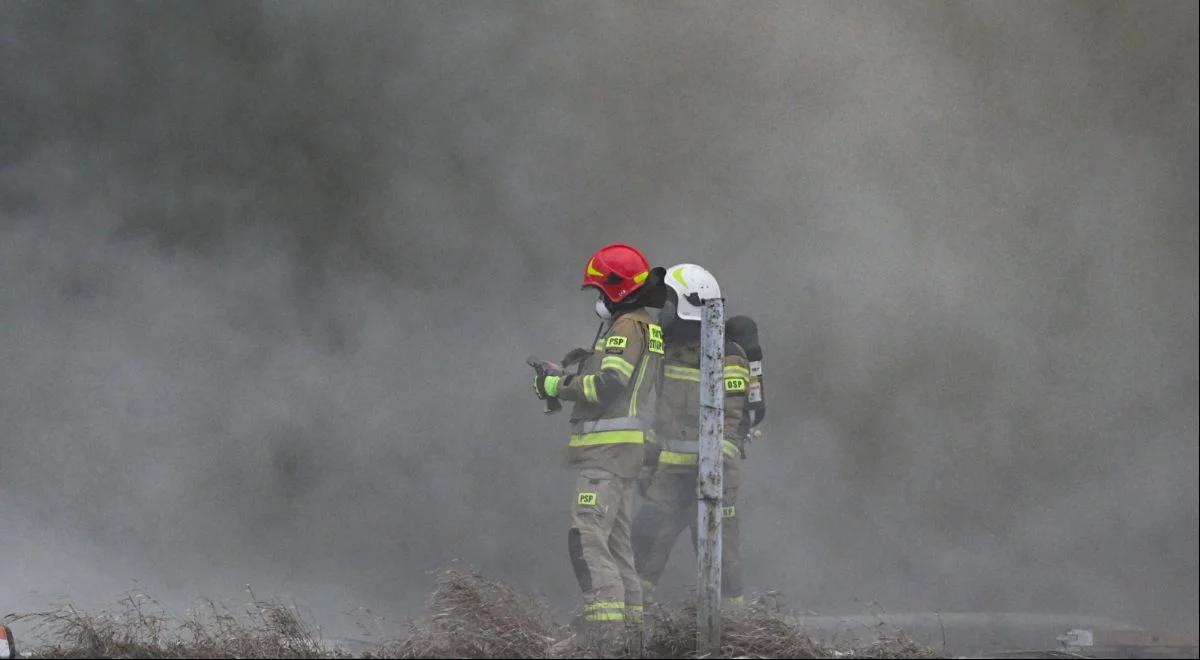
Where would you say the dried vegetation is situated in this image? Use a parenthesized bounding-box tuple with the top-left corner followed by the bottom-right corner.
(5, 568, 938, 659)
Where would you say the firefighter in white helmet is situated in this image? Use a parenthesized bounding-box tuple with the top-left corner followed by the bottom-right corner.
(631, 263, 750, 606)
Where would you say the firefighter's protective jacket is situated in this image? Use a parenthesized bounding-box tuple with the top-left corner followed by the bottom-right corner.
(652, 338, 749, 472)
(556, 307, 663, 479)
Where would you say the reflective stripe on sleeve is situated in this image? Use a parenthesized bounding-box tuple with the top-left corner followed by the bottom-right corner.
(600, 355, 635, 378)
(582, 374, 599, 402)
(724, 365, 750, 379)
(723, 439, 741, 458)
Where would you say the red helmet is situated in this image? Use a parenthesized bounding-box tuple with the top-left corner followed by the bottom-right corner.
(582, 243, 652, 303)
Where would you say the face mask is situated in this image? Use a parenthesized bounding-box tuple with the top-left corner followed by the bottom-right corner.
(594, 296, 612, 320)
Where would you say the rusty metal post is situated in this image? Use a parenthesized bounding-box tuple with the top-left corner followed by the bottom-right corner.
(697, 296, 725, 655)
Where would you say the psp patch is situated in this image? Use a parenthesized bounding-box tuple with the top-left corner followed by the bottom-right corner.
(724, 377, 747, 392)
(722, 506, 736, 518)
(577, 492, 598, 506)
(604, 336, 628, 354)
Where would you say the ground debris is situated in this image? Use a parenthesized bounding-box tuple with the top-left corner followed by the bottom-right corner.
(7, 569, 940, 659)
(389, 569, 939, 659)
(5, 590, 333, 659)
(377, 568, 561, 659)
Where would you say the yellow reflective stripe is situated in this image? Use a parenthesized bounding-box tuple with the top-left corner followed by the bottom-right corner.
(724, 596, 744, 606)
(585, 601, 625, 610)
(664, 364, 700, 382)
(633, 270, 649, 284)
(569, 430, 644, 447)
(664, 365, 746, 384)
(659, 450, 698, 465)
(627, 353, 649, 417)
(585, 599, 626, 622)
(660, 442, 739, 463)
(600, 355, 635, 378)
(625, 604, 643, 612)
(582, 374, 598, 403)
(725, 365, 750, 393)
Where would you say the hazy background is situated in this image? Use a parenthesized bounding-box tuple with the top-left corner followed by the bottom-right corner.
(2, 0, 1196, 637)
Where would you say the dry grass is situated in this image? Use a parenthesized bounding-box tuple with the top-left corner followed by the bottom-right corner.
(5, 590, 335, 659)
(378, 568, 561, 659)
(6, 569, 939, 659)
(387, 570, 937, 659)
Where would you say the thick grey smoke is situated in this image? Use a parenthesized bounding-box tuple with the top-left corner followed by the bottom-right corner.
(2, 0, 1196, 635)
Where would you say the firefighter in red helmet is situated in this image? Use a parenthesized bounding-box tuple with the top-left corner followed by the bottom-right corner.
(530, 243, 664, 654)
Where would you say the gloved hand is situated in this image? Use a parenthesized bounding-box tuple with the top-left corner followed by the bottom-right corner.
(532, 373, 560, 400)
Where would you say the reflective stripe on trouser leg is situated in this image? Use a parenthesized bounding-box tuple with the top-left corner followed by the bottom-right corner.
(583, 600, 625, 622)
(570, 468, 628, 622)
(631, 469, 694, 590)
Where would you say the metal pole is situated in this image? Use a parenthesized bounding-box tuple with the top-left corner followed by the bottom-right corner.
(697, 297, 725, 656)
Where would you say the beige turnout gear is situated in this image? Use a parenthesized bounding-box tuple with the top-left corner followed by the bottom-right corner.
(631, 337, 749, 602)
(556, 307, 662, 638)
(569, 469, 640, 628)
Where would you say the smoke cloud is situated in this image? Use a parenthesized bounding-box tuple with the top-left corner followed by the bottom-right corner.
(2, 0, 1196, 635)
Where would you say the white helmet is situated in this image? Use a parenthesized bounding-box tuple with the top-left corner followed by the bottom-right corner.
(663, 263, 721, 321)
